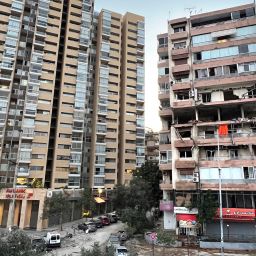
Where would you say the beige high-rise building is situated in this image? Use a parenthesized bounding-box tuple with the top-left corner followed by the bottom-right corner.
(158, 3, 256, 238)
(0, 0, 144, 230)
(89, 10, 145, 189)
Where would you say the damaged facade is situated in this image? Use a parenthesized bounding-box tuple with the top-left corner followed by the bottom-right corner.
(158, 4, 256, 237)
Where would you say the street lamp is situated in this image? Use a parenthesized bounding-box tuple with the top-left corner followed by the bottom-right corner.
(98, 188, 103, 198)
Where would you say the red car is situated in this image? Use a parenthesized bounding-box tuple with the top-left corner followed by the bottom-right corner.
(99, 216, 110, 225)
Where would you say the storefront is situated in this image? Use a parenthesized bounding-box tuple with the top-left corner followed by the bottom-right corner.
(206, 208, 256, 238)
(174, 207, 199, 236)
(0, 188, 47, 231)
(0, 188, 83, 231)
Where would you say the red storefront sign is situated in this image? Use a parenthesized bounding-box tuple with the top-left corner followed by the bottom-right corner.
(216, 208, 256, 222)
(176, 214, 197, 221)
(5, 188, 33, 199)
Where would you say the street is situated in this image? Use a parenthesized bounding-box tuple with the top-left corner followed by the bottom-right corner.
(45, 222, 125, 255)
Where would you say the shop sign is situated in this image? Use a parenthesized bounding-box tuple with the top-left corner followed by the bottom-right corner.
(159, 200, 174, 211)
(179, 220, 197, 228)
(216, 208, 256, 221)
(5, 188, 33, 199)
(174, 207, 198, 214)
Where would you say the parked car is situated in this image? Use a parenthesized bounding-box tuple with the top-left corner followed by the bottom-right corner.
(85, 222, 97, 232)
(92, 218, 103, 228)
(99, 216, 110, 225)
(78, 223, 88, 232)
(115, 246, 128, 256)
(31, 238, 46, 252)
(43, 232, 61, 248)
(107, 213, 118, 223)
(106, 233, 120, 251)
(117, 230, 128, 241)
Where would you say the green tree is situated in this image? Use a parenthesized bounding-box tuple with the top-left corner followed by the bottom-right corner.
(133, 161, 162, 207)
(156, 229, 175, 256)
(195, 190, 218, 234)
(43, 192, 72, 231)
(0, 230, 43, 256)
(81, 243, 104, 256)
(80, 187, 96, 218)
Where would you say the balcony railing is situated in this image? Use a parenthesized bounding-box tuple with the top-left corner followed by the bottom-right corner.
(200, 155, 256, 161)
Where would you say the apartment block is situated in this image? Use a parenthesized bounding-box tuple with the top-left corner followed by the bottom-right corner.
(0, 0, 144, 230)
(89, 10, 145, 189)
(145, 131, 159, 162)
(158, 4, 256, 237)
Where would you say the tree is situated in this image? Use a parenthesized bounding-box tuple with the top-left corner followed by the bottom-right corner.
(80, 187, 96, 218)
(133, 161, 162, 207)
(43, 192, 72, 231)
(156, 229, 175, 256)
(195, 190, 218, 234)
(0, 230, 43, 256)
(81, 243, 105, 256)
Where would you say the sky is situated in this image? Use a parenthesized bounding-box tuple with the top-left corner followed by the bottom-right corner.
(95, 0, 252, 132)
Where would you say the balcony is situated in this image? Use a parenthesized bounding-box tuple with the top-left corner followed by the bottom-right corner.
(172, 64, 190, 74)
(175, 159, 196, 169)
(17, 168, 30, 177)
(172, 80, 191, 91)
(159, 162, 172, 171)
(201, 180, 256, 191)
(194, 72, 256, 89)
(174, 139, 194, 148)
(175, 180, 197, 190)
(160, 181, 173, 191)
(158, 90, 170, 100)
(170, 31, 188, 41)
(159, 107, 173, 117)
(171, 47, 189, 57)
(172, 99, 194, 108)
(199, 155, 256, 168)
(196, 132, 256, 147)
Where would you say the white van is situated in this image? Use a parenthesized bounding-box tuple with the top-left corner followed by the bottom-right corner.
(44, 232, 61, 248)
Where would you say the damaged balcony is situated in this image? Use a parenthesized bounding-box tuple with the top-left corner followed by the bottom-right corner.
(174, 127, 194, 148)
(196, 123, 256, 146)
(175, 149, 196, 169)
(159, 99, 173, 117)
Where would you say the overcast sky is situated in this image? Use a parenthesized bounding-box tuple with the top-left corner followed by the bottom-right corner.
(95, 0, 252, 132)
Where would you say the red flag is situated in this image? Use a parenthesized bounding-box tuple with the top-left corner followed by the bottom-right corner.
(218, 124, 228, 136)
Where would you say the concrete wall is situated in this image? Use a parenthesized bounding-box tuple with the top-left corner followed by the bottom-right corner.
(200, 241, 256, 250)
(164, 211, 176, 230)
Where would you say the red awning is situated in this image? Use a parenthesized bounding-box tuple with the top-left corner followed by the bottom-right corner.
(176, 214, 197, 221)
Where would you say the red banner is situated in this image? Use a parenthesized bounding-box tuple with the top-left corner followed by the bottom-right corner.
(216, 208, 256, 222)
(176, 214, 197, 221)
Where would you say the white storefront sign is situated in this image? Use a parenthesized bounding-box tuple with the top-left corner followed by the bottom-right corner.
(174, 207, 198, 214)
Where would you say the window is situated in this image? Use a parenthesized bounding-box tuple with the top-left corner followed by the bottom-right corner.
(229, 149, 238, 159)
(201, 93, 211, 103)
(180, 150, 192, 158)
(238, 45, 249, 54)
(174, 26, 185, 33)
(158, 37, 168, 48)
(243, 167, 256, 179)
(206, 150, 215, 160)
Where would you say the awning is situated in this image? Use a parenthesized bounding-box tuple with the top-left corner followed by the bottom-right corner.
(176, 214, 197, 221)
(94, 197, 105, 204)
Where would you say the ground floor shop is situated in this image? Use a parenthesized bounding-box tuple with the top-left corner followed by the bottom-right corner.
(0, 188, 83, 231)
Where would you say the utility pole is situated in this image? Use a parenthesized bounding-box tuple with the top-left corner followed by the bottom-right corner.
(217, 128, 224, 255)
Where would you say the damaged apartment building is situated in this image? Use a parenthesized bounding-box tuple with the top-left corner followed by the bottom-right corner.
(158, 4, 256, 237)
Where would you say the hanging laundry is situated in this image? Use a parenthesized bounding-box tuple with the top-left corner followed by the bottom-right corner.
(218, 124, 228, 136)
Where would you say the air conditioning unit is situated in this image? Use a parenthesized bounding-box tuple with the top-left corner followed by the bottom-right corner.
(47, 191, 53, 198)
(192, 172, 199, 183)
(193, 176, 199, 183)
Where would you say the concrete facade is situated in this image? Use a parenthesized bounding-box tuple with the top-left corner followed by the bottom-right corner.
(157, 4, 256, 236)
(0, 0, 144, 230)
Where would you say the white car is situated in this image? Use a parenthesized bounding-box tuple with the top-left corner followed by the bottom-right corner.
(43, 232, 61, 248)
(115, 246, 128, 256)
